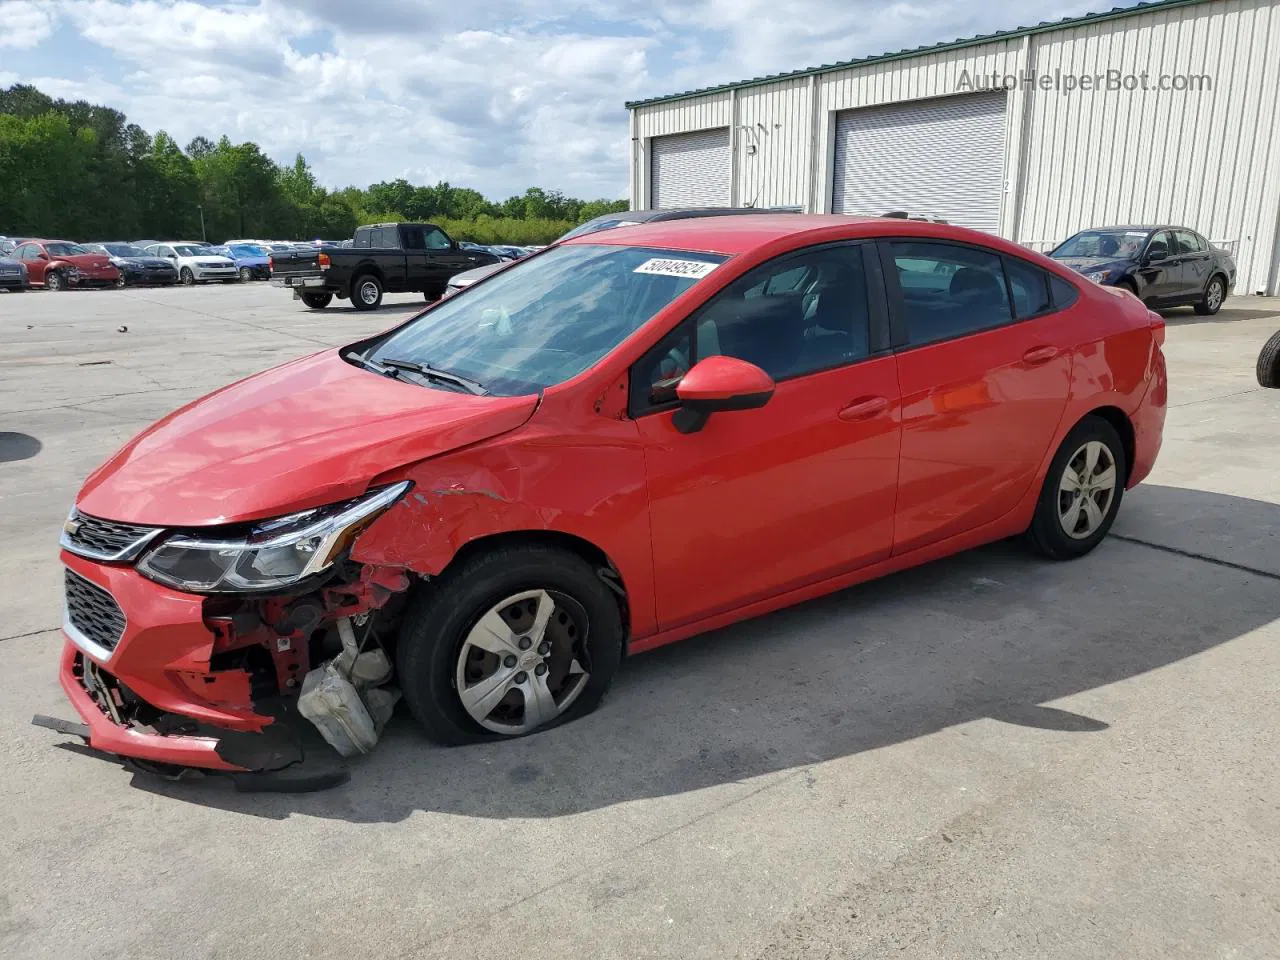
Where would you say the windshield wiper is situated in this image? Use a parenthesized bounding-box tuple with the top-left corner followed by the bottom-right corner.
(376, 357, 488, 395)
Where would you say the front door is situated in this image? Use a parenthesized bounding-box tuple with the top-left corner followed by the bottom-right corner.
(634, 242, 901, 630)
(1138, 230, 1180, 303)
(882, 240, 1073, 553)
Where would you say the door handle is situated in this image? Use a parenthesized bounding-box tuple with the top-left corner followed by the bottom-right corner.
(838, 396, 889, 421)
(1022, 345, 1059, 365)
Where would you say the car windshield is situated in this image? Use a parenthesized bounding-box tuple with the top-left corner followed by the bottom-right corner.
(556, 218, 645, 242)
(173, 245, 207, 257)
(364, 244, 726, 396)
(45, 242, 90, 256)
(102, 243, 143, 256)
(1053, 229, 1152, 259)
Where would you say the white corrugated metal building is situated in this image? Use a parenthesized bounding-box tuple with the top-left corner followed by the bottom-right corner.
(626, 0, 1280, 295)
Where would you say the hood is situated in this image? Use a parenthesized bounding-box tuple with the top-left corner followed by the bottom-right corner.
(118, 257, 176, 268)
(77, 350, 540, 526)
(1051, 256, 1134, 275)
(63, 253, 115, 269)
(190, 254, 235, 265)
(450, 261, 508, 287)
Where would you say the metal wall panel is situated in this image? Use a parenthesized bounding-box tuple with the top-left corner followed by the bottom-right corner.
(1016, 0, 1280, 294)
(831, 92, 1009, 231)
(736, 78, 813, 210)
(650, 129, 732, 208)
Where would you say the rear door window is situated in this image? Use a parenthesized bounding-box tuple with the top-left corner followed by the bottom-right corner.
(887, 241, 1013, 346)
(1003, 257, 1053, 319)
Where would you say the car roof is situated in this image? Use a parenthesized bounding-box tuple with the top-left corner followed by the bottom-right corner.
(568, 213, 1041, 259)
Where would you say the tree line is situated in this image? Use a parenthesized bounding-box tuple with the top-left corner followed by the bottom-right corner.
(0, 84, 628, 246)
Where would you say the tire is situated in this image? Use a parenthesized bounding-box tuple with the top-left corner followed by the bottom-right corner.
(114, 273, 127, 289)
(180, 267, 195, 286)
(238, 267, 251, 282)
(1114, 278, 1138, 297)
(300, 291, 333, 310)
(1026, 415, 1127, 561)
(45, 271, 67, 292)
(396, 544, 624, 746)
(424, 287, 443, 302)
(350, 273, 383, 311)
(1257, 329, 1280, 388)
(1194, 274, 1226, 315)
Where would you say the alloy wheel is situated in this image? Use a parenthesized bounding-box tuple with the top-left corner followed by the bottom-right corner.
(359, 280, 379, 305)
(1058, 440, 1118, 539)
(1207, 279, 1224, 312)
(455, 589, 590, 734)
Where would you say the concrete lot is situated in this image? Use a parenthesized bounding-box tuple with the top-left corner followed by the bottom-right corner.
(1, 284, 1278, 960)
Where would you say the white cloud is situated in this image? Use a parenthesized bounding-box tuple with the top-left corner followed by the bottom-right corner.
(0, 0, 59, 48)
(6, 0, 1140, 199)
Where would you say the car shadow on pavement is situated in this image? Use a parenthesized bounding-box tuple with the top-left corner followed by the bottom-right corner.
(0, 432, 41, 463)
(133, 484, 1280, 821)
(1159, 304, 1280, 326)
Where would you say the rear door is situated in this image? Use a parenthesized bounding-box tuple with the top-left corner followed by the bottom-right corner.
(635, 242, 902, 629)
(16, 243, 47, 283)
(882, 239, 1074, 554)
(373, 225, 408, 289)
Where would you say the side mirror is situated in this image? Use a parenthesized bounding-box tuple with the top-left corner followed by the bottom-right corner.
(672, 356, 775, 434)
(1145, 247, 1167, 264)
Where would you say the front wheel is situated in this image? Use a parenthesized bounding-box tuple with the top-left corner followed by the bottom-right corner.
(396, 545, 624, 745)
(180, 267, 195, 285)
(1194, 275, 1226, 316)
(300, 291, 333, 310)
(1257, 329, 1280, 388)
(45, 271, 67, 291)
(1026, 416, 1127, 560)
(114, 273, 127, 289)
(239, 267, 252, 282)
(350, 274, 383, 311)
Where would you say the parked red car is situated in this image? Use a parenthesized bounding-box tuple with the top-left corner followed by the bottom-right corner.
(13, 239, 119, 289)
(44, 215, 1166, 786)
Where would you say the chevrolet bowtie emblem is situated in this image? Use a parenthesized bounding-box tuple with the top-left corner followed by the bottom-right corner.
(63, 517, 82, 537)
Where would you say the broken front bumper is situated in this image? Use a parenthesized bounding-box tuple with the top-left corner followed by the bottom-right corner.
(46, 551, 349, 788)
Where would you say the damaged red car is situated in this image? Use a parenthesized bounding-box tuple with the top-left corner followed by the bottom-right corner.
(41, 215, 1167, 789)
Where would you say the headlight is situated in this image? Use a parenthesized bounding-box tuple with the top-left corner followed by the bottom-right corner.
(1085, 270, 1112, 283)
(137, 481, 411, 592)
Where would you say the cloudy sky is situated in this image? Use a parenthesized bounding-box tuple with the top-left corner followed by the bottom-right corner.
(1, 0, 1137, 200)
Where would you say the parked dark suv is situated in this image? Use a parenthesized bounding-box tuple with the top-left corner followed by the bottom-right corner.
(1050, 225, 1235, 315)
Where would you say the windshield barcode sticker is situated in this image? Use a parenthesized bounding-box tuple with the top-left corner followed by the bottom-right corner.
(634, 258, 719, 279)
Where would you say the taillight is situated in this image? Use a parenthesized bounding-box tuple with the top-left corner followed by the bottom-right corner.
(1148, 310, 1165, 347)
(318, 252, 331, 270)
(267, 256, 274, 274)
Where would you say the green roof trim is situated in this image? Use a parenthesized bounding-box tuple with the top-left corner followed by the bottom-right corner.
(625, 0, 1214, 109)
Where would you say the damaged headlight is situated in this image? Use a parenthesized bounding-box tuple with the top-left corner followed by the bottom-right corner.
(137, 481, 411, 592)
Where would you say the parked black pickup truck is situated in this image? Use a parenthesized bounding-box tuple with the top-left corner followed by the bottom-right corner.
(271, 222, 500, 310)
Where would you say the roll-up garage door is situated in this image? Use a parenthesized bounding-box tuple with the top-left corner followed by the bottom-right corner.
(831, 92, 1008, 232)
(650, 128, 731, 208)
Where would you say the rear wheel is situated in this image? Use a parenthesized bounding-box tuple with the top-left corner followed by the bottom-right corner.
(1194, 274, 1226, 315)
(45, 271, 67, 292)
(180, 267, 195, 285)
(300, 291, 332, 310)
(396, 545, 623, 745)
(350, 274, 383, 310)
(1026, 416, 1127, 560)
(1257, 329, 1280, 388)
(114, 272, 127, 289)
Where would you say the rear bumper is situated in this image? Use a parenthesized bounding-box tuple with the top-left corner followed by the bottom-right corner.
(1129, 348, 1167, 488)
(272, 275, 329, 290)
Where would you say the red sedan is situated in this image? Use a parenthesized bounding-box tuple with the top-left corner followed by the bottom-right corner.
(46, 215, 1166, 785)
(13, 239, 119, 290)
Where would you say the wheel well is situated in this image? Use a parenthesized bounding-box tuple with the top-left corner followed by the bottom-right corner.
(443, 531, 631, 642)
(1081, 406, 1135, 483)
(350, 264, 384, 285)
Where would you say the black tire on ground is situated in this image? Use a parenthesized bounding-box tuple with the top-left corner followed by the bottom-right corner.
(239, 267, 251, 282)
(45, 271, 67, 291)
(396, 544, 624, 746)
(1194, 274, 1227, 316)
(350, 273, 383, 311)
(300, 291, 333, 310)
(180, 267, 195, 285)
(424, 287, 443, 302)
(1257, 329, 1280, 388)
(115, 272, 127, 289)
(1026, 415, 1128, 561)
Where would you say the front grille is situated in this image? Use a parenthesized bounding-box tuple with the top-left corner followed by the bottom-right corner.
(65, 569, 126, 653)
(62, 510, 160, 561)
